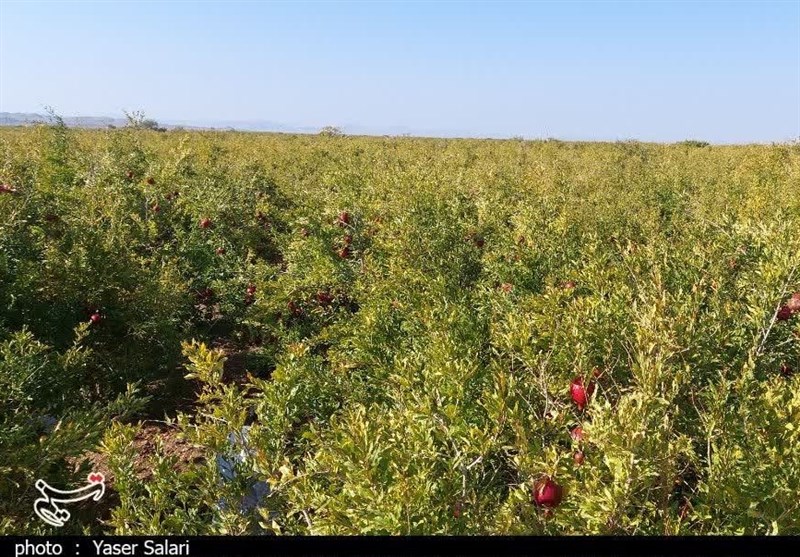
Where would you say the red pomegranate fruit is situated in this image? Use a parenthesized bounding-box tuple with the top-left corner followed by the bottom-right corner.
(777, 305, 794, 321)
(570, 377, 595, 411)
(532, 477, 563, 508)
(199, 218, 212, 229)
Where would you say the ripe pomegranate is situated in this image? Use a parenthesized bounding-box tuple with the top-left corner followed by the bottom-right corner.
(151, 203, 160, 213)
(316, 290, 334, 305)
(573, 451, 585, 466)
(570, 376, 595, 411)
(146, 177, 155, 185)
(777, 305, 794, 321)
(125, 170, 134, 180)
(337, 246, 350, 259)
(780, 363, 793, 377)
(453, 501, 463, 518)
(287, 300, 303, 316)
(337, 211, 351, 227)
(343, 234, 353, 246)
(215, 247, 226, 255)
(246, 284, 257, 296)
(499, 283, 513, 293)
(561, 280, 577, 290)
(787, 293, 800, 312)
(570, 426, 584, 442)
(0, 183, 17, 194)
(532, 477, 563, 508)
(89, 312, 102, 325)
(199, 218, 212, 229)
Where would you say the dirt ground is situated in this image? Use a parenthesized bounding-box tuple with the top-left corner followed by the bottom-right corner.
(75, 343, 266, 486)
(75, 422, 206, 485)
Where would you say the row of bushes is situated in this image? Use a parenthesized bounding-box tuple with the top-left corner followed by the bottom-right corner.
(1, 122, 799, 533)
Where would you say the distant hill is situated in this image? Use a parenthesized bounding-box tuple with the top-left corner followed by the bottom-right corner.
(0, 112, 129, 128)
(0, 112, 495, 138)
(0, 112, 312, 133)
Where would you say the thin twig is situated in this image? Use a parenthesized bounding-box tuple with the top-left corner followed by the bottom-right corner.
(755, 263, 798, 359)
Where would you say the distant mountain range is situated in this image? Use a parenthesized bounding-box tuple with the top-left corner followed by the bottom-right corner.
(0, 112, 483, 138)
(1, 112, 129, 128)
(0, 112, 328, 133)
(0, 112, 257, 131)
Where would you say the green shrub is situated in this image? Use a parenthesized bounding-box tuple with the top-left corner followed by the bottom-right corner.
(2, 124, 800, 535)
(0, 327, 143, 534)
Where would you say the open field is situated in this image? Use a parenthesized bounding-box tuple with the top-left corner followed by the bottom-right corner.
(1, 123, 799, 534)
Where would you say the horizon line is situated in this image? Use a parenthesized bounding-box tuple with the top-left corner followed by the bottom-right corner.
(0, 110, 795, 146)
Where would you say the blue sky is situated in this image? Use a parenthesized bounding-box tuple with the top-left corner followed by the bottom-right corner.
(1, 0, 798, 142)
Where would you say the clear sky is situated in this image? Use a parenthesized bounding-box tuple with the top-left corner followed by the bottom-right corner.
(1, 0, 798, 142)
